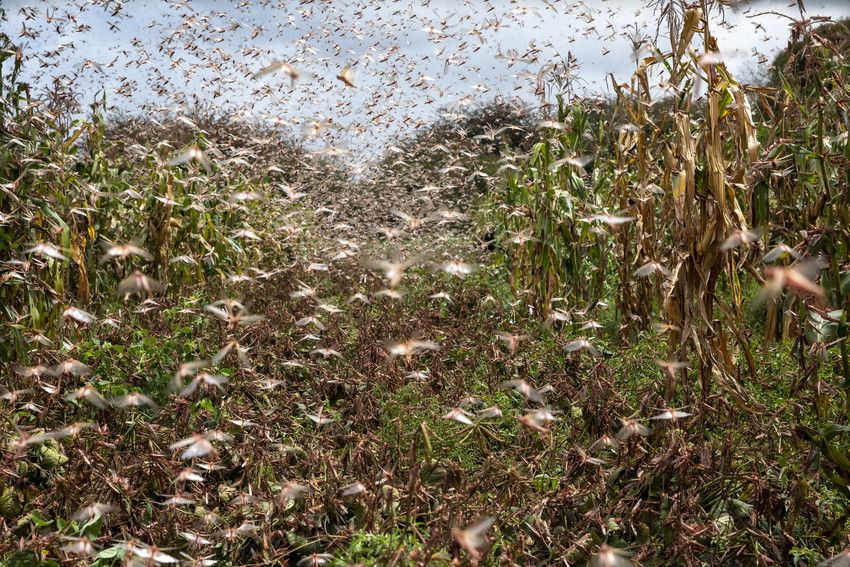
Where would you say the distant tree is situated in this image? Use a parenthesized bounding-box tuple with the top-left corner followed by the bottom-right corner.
(367, 97, 536, 195)
(769, 18, 849, 94)
(103, 109, 349, 199)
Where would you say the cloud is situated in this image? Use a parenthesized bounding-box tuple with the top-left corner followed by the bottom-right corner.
(2, 0, 848, 161)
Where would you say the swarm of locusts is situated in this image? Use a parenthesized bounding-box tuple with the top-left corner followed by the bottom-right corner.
(2, 1, 850, 565)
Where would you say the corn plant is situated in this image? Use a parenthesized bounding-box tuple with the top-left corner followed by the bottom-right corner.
(494, 95, 611, 318)
(0, 32, 270, 361)
(494, 5, 849, 405)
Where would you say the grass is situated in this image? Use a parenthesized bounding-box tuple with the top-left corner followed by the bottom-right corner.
(3, 258, 849, 563)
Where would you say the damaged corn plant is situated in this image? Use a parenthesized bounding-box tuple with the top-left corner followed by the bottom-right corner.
(496, 5, 849, 402)
(2, 1, 850, 567)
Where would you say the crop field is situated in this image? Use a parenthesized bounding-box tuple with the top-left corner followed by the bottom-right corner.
(1, 1, 849, 565)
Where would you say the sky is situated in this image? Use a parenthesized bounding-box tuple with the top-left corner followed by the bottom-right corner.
(2, 0, 849, 165)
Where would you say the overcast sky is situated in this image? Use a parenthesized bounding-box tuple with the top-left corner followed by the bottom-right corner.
(2, 0, 849, 164)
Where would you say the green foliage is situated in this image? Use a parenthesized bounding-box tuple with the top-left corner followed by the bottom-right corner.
(331, 528, 446, 565)
(494, 95, 610, 317)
